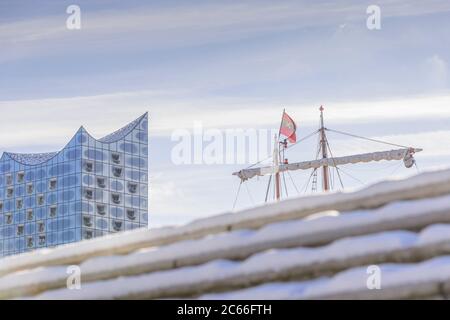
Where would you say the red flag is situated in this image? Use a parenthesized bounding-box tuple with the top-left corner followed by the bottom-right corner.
(279, 111, 297, 143)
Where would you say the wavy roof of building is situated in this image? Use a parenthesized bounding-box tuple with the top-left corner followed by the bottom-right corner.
(0, 113, 147, 166)
(98, 113, 147, 143)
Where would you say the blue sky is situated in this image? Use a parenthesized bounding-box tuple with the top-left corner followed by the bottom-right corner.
(1, 0, 450, 227)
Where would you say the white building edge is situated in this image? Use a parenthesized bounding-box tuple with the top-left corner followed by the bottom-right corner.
(2, 167, 450, 299)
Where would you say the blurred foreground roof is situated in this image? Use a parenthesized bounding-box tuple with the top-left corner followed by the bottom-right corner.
(2, 168, 450, 300)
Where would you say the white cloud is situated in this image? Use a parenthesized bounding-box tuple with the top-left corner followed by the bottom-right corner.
(424, 54, 449, 89)
(2, 0, 450, 63)
(2, 90, 450, 150)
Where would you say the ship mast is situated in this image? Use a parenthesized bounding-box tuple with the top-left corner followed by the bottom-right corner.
(232, 106, 423, 204)
(273, 135, 281, 201)
(273, 109, 287, 201)
(319, 106, 330, 192)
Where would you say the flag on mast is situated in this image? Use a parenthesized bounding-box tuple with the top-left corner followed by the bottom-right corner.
(279, 111, 297, 143)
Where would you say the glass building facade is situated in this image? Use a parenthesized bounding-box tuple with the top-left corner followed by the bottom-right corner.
(0, 113, 148, 257)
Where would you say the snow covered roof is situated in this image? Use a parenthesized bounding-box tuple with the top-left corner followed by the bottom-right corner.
(2, 167, 450, 300)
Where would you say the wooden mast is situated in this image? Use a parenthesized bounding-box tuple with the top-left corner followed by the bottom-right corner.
(319, 106, 330, 191)
(274, 109, 287, 201)
(274, 135, 281, 201)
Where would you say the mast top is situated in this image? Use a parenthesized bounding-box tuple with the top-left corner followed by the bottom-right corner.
(320, 105, 324, 112)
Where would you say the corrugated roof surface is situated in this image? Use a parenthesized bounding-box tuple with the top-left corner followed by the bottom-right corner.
(2, 167, 450, 300)
(6, 152, 58, 165)
(98, 113, 147, 143)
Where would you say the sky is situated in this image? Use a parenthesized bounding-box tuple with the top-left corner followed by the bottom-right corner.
(1, 0, 450, 227)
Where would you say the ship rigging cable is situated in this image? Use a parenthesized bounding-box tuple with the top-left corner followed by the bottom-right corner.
(326, 128, 410, 149)
(244, 129, 320, 170)
(232, 181, 242, 211)
(325, 137, 345, 190)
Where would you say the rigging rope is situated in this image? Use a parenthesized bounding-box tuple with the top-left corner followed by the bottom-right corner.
(244, 181, 255, 206)
(287, 170, 300, 194)
(303, 168, 317, 193)
(326, 128, 410, 149)
(330, 167, 334, 190)
(389, 161, 404, 176)
(232, 180, 243, 211)
(308, 133, 322, 193)
(245, 129, 320, 170)
(264, 175, 272, 203)
(282, 172, 289, 197)
(325, 137, 345, 189)
(283, 129, 320, 152)
(335, 166, 365, 186)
